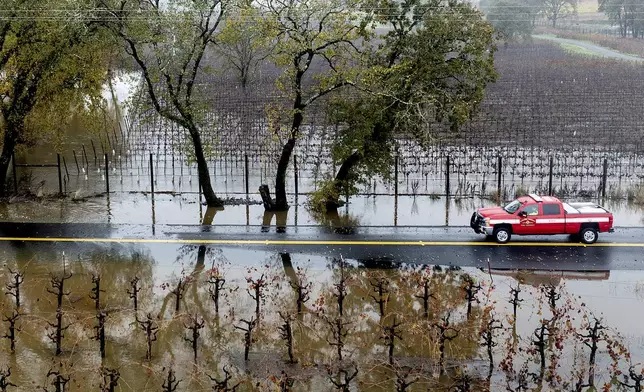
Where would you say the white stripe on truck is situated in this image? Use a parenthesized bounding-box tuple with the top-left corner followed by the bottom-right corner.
(488, 217, 609, 225)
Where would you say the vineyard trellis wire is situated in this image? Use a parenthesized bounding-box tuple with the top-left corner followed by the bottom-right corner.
(13, 41, 644, 202)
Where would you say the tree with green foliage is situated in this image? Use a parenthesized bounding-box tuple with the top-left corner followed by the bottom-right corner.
(599, 0, 644, 37)
(97, 0, 226, 207)
(313, 0, 497, 212)
(215, 4, 272, 91)
(481, 0, 536, 40)
(541, 0, 578, 27)
(257, 0, 371, 211)
(0, 0, 110, 196)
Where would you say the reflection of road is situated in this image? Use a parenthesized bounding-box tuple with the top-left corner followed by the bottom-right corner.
(0, 223, 642, 270)
(533, 34, 644, 62)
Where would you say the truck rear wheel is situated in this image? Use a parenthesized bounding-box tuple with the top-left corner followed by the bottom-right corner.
(493, 226, 511, 244)
(580, 227, 598, 244)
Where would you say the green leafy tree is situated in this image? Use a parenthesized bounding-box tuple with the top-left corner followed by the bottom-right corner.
(481, 0, 536, 40)
(314, 0, 497, 212)
(0, 0, 110, 196)
(541, 0, 578, 27)
(257, 0, 371, 211)
(215, 4, 272, 91)
(98, 0, 226, 207)
(599, 0, 644, 37)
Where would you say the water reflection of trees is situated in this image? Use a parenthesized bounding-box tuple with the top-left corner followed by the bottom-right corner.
(0, 247, 635, 391)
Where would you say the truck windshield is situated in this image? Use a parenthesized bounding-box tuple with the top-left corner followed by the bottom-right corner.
(504, 200, 521, 213)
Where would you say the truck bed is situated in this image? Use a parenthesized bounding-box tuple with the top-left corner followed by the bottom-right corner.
(564, 202, 610, 214)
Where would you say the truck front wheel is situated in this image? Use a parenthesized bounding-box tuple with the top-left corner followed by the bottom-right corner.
(580, 227, 598, 244)
(493, 226, 511, 244)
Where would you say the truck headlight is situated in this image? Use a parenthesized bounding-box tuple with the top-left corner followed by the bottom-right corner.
(485, 218, 491, 226)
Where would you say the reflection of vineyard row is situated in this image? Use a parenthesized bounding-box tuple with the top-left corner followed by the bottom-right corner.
(0, 249, 637, 391)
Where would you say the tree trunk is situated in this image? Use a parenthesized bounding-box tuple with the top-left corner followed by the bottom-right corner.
(326, 151, 362, 211)
(187, 127, 222, 208)
(274, 136, 297, 211)
(0, 128, 17, 197)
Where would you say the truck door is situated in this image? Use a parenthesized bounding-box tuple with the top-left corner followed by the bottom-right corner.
(515, 203, 540, 235)
(538, 203, 565, 234)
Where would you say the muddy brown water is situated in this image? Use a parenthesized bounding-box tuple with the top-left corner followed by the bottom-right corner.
(0, 242, 642, 391)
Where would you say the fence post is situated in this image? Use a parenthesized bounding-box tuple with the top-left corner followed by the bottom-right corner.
(244, 153, 249, 197)
(149, 153, 154, 196)
(57, 154, 63, 195)
(90, 140, 97, 165)
(11, 153, 17, 194)
(601, 158, 608, 199)
(294, 154, 299, 199)
(73, 150, 80, 174)
(497, 156, 503, 200)
(445, 155, 450, 198)
(62, 156, 69, 180)
(394, 155, 399, 198)
(548, 156, 554, 196)
(105, 153, 110, 194)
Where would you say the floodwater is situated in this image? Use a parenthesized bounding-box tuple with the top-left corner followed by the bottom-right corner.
(0, 241, 643, 391)
(1, 193, 643, 228)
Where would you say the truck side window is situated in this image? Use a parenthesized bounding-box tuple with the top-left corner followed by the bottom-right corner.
(521, 204, 539, 216)
(542, 204, 561, 216)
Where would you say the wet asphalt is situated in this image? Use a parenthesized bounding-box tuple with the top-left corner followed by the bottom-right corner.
(0, 222, 642, 270)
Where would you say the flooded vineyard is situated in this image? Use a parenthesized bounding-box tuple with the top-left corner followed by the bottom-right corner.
(12, 42, 644, 207)
(0, 242, 642, 391)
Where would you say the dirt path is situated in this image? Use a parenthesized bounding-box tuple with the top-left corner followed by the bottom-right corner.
(533, 34, 644, 62)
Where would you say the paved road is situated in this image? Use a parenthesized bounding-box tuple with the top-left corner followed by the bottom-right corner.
(533, 34, 644, 62)
(0, 223, 642, 270)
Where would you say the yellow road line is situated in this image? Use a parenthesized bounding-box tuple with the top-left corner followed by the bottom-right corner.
(0, 236, 642, 247)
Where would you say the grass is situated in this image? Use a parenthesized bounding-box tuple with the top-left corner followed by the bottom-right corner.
(535, 26, 644, 59)
(558, 42, 604, 57)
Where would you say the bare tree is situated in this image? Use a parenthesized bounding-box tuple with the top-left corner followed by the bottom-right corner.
(99, 368, 120, 392)
(432, 313, 459, 373)
(369, 275, 390, 318)
(575, 317, 605, 389)
(382, 317, 402, 365)
(0, 367, 16, 391)
(46, 272, 72, 355)
(2, 311, 19, 353)
(90, 274, 104, 311)
(93, 311, 108, 359)
(127, 276, 140, 314)
(246, 273, 268, 320)
(137, 313, 159, 361)
(162, 368, 181, 392)
(278, 312, 296, 363)
(326, 316, 350, 361)
(234, 318, 257, 361)
(5, 268, 23, 310)
(327, 364, 358, 392)
(541, 0, 578, 27)
(208, 271, 226, 314)
(462, 275, 482, 320)
(208, 366, 241, 391)
(184, 313, 205, 361)
(171, 278, 187, 313)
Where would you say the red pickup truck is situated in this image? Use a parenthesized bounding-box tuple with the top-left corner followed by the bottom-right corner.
(470, 194, 614, 244)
